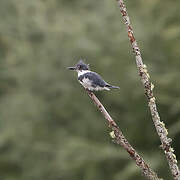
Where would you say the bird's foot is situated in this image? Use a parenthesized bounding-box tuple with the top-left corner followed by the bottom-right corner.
(85, 88, 92, 93)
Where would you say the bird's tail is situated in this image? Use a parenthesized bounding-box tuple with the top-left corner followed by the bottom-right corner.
(105, 84, 120, 89)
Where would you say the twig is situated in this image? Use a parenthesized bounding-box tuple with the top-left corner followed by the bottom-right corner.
(85, 89, 162, 180)
(116, 0, 180, 179)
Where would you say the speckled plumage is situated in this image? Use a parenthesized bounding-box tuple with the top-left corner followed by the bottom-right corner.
(68, 60, 120, 91)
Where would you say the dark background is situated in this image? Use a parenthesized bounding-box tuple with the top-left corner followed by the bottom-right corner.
(0, 0, 180, 179)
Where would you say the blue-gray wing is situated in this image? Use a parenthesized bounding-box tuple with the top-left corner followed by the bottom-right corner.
(78, 72, 107, 87)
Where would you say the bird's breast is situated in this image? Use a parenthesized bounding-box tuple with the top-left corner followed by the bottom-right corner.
(79, 77, 92, 88)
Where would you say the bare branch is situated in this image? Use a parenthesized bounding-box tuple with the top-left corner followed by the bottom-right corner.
(85, 89, 162, 180)
(115, 0, 180, 179)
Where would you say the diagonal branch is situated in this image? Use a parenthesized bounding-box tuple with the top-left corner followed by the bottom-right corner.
(115, 0, 180, 179)
(85, 89, 162, 180)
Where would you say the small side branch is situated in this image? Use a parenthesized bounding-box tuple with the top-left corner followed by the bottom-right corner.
(85, 89, 161, 180)
(116, 0, 180, 179)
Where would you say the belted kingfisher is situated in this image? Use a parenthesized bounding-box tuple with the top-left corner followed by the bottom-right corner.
(68, 60, 120, 91)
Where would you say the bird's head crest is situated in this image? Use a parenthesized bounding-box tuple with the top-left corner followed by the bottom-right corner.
(67, 59, 90, 71)
(76, 59, 90, 71)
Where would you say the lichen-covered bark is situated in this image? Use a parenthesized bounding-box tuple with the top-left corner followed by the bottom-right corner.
(116, 0, 180, 179)
(86, 89, 161, 180)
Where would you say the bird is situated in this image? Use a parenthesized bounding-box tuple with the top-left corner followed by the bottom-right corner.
(68, 60, 120, 91)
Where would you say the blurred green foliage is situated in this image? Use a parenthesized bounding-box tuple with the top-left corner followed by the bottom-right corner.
(0, 0, 180, 179)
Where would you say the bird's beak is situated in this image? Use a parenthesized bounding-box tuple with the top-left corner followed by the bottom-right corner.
(67, 66, 76, 70)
